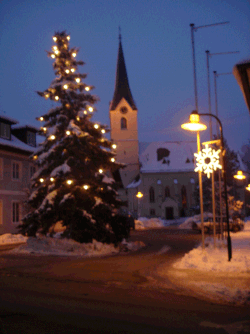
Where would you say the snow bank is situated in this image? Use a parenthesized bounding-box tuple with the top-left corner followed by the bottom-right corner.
(135, 217, 165, 230)
(178, 212, 213, 229)
(0, 233, 28, 245)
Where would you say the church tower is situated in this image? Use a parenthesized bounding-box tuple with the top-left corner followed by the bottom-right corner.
(109, 34, 139, 188)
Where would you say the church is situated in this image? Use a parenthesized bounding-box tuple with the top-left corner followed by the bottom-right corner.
(109, 36, 198, 220)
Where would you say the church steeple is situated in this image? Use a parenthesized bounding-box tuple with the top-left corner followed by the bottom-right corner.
(110, 33, 136, 110)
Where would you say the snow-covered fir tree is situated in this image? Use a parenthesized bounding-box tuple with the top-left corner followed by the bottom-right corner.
(19, 31, 130, 244)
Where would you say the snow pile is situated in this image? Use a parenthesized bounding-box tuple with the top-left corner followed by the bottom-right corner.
(174, 220, 250, 272)
(0, 233, 28, 245)
(135, 217, 165, 230)
(178, 212, 213, 229)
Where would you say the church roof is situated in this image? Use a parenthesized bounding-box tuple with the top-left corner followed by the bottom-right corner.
(139, 141, 197, 173)
(110, 35, 137, 110)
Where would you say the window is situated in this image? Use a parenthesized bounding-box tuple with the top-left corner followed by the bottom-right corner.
(149, 187, 155, 203)
(121, 117, 127, 129)
(12, 202, 20, 223)
(174, 179, 178, 184)
(12, 161, 21, 180)
(157, 148, 170, 161)
(165, 186, 170, 198)
(181, 186, 187, 209)
(190, 177, 195, 184)
(150, 209, 155, 216)
(30, 165, 36, 178)
(27, 131, 36, 147)
(0, 122, 10, 139)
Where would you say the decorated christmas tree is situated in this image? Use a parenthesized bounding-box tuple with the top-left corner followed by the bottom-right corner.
(19, 31, 129, 244)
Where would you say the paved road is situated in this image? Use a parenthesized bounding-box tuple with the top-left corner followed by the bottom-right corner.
(0, 228, 249, 333)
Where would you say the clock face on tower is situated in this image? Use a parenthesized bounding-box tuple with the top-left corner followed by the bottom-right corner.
(120, 106, 128, 114)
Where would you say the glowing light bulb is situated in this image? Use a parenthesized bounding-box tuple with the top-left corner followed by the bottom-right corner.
(45, 93, 49, 99)
(39, 178, 44, 183)
(50, 177, 54, 182)
(42, 127, 47, 132)
(76, 116, 80, 121)
(33, 155, 38, 160)
(101, 129, 105, 134)
(94, 124, 99, 129)
(112, 144, 117, 149)
(99, 169, 103, 174)
(111, 158, 115, 162)
(83, 185, 89, 190)
(72, 52, 77, 57)
(49, 135, 56, 140)
(39, 117, 44, 121)
(54, 50, 60, 55)
(53, 36, 57, 42)
(84, 110, 88, 115)
(66, 130, 71, 136)
(67, 35, 70, 40)
(63, 84, 68, 89)
(85, 86, 90, 91)
(65, 69, 70, 74)
(52, 46, 58, 51)
(55, 96, 59, 101)
(75, 78, 80, 83)
(71, 68, 75, 73)
(51, 54, 55, 59)
(88, 106, 93, 112)
(67, 180, 73, 185)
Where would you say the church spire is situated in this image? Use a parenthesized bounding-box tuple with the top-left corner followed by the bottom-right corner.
(110, 33, 136, 110)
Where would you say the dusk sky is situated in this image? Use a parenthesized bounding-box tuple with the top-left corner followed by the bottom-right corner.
(0, 0, 250, 153)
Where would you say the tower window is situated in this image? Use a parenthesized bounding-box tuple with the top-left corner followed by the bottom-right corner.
(165, 186, 170, 198)
(121, 117, 127, 129)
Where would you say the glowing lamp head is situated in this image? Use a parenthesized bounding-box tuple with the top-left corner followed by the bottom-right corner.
(181, 111, 207, 132)
(234, 170, 246, 180)
(136, 191, 143, 198)
(246, 184, 250, 191)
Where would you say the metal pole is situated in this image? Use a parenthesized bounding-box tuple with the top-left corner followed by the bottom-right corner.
(197, 131, 205, 249)
(190, 24, 198, 111)
(199, 113, 232, 260)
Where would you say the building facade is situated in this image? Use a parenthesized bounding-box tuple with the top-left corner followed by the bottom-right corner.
(0, 115, 37, 234)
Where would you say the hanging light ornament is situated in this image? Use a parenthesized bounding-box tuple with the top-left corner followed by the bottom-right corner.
(194, 144, 222, 178)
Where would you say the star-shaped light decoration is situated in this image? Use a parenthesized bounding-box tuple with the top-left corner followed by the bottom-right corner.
(194, 144, 222, 178)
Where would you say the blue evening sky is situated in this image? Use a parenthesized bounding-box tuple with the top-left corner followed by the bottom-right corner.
(0, 0, 249, 152)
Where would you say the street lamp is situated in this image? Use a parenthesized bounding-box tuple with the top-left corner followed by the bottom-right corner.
(234, 170, 246, 180)
(182, 110, 232, 261)
(136, 191, 143, 218)
(182, 111, 207, 249)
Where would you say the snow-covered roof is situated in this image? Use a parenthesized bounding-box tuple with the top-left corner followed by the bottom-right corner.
(12, 124, 40, 132)
(0, 134, 35, 153)
(0, 114, 19, 124)
(139, 141, 197, 173)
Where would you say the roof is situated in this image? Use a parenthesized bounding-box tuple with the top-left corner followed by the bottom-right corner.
(12, 124, 40, 132)
(139, 141, 197, 173)
(110, 35, 137, 110)
(0, 134, 35, 154)
(233, 59, 250, 113)
(0, 114, 19, 125)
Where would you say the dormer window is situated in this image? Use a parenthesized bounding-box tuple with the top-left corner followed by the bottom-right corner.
(0, 122, 11, 140)
(27, 131, 36, 147)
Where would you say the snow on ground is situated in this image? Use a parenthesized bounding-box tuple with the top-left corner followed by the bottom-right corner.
(135, 217, 165, 229)
(0, 233, 28, 245)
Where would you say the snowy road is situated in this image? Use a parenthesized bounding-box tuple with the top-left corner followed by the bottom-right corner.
(0, 228, 250, 333)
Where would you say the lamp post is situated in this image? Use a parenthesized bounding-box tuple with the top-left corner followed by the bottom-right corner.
(136, 191, 143, 218)
(182, 111, 232, 261)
